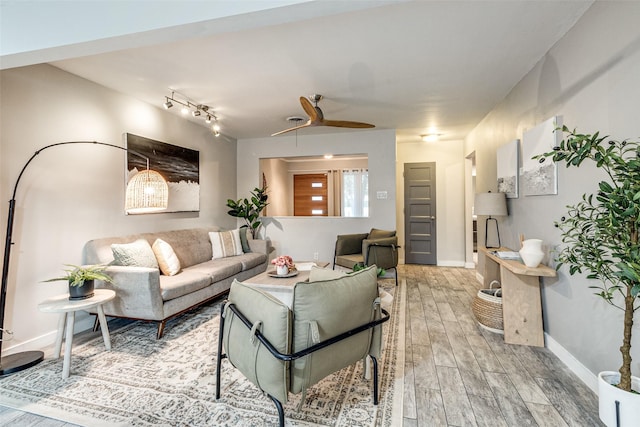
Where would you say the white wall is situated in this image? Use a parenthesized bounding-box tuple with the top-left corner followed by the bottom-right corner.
(465, 1, 640, 388)
(0, 64, 237, 354)
(396, 139, 466, 266)
(238, 129, 396, 263)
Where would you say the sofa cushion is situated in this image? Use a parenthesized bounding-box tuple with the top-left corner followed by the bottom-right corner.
(209, 230, 243, 259)
(225, 280, 291, 404)
(239, 226, 252, 253)
(368, 228, 396, 239)
(111, 239, 159, 269)
(185, 258, 243, 282)
(152, 239, 181, 276)
(290, 265, 378, 393)
(159, 270, 212, 301)
(238, 252, 267, 271)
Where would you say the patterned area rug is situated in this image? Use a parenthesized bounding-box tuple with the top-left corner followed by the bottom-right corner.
(0, 280, 405, 426)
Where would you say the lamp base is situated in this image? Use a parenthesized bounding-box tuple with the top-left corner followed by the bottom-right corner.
(0, 350, 44, 376)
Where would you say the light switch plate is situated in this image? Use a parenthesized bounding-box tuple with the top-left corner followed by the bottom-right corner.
(376, 191, 388, 199)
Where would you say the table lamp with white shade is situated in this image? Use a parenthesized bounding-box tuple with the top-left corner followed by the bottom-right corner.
(474, 192, 508, 249)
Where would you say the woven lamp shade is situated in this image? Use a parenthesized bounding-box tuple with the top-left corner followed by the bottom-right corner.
(125, 169, 169, 214)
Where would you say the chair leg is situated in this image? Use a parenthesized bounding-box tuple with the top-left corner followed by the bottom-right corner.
(394, 267, 398, 286)
(267, 394, 285, 427)
(371, 355, 379, 405)
(216, 303, 226, 400)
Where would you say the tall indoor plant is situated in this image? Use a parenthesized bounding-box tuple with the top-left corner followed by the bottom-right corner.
(536, 126, 639, 424)
(226, 185, 269, 238)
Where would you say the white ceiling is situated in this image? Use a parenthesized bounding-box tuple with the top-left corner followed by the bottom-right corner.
(1, 0, 592, 143)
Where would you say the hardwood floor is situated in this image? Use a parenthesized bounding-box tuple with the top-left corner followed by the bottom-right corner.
(1, 264, 602, 426)
(401, 264, 602, 427)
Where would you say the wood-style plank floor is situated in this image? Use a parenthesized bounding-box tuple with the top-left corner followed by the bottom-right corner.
(1, 264, 602, 426)
(401, 264, 602, 427)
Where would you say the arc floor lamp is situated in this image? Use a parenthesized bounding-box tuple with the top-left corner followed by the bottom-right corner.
(0, 141, 169, 375)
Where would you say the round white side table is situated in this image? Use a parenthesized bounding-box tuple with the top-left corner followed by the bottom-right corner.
(38, 288, 116, 379)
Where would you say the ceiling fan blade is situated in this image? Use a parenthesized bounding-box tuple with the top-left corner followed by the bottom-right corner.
(271, 121, 311, 136)
(323, 119, 375, 129)
(300, 96, 320, 122)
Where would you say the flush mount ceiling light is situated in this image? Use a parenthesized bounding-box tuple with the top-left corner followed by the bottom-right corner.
(421, 133, 441, 142)
(163, 91, 220, 135)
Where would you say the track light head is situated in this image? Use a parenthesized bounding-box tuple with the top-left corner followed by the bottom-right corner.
(163, 100, 173, 109)
(192, 110, 201, 117)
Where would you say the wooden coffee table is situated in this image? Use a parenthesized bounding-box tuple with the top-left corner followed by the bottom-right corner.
(244, 261, 328, 307)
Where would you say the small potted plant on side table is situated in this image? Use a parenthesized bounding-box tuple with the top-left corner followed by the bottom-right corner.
(43, 264, 113, 300)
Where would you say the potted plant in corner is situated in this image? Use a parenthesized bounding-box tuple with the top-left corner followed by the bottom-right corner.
(226, 185, 269, 238)
(44, 264, 114, 300)
(536, 126, 639, 427)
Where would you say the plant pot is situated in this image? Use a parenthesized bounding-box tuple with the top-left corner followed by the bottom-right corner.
(276, 265, 288, 276)
(69, 279, 95, 301)
(598, 371, 640, 427)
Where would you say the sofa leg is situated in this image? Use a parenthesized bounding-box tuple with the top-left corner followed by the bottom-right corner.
(371, 355, 379, 405)
(92, 314, 100, 332)
(267, 394, 285, 427)
(395, 268, 398, 286)
(156, 321, 167, 339)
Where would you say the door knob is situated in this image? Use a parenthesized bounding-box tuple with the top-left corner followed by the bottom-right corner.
(430, 216, 436, 220)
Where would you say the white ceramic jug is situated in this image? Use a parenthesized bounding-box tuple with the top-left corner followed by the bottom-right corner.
(519, 239, 544, 268)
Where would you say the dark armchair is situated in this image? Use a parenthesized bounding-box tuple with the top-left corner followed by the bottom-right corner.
(333, 228, 400, 285)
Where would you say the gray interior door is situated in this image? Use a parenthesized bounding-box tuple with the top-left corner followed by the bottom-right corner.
(404, 162, 437, 265)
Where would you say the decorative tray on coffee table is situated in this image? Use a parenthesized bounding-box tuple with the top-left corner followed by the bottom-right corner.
(268, 269, 298, 278)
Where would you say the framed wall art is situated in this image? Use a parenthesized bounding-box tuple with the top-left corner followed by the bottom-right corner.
(520, 116, 562, 196)
(497, 139, 519, 198)
(125, 133, 200, 213)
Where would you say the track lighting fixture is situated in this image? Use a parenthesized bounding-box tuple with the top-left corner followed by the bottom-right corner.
(162, 91, 221, 134)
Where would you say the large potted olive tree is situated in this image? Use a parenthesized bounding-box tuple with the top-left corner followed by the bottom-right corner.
(536, 126, 639, 427)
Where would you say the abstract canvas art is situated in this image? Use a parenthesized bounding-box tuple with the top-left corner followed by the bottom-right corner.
(521, 116, 562, 196)
(125, 133, 200, 213)
(497, 139, 519, 198)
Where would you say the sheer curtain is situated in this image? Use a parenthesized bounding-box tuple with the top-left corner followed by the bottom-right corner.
(341, 169, 368, 217)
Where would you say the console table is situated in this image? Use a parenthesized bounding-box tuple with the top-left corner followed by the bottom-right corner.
(478, 247, 556, 347)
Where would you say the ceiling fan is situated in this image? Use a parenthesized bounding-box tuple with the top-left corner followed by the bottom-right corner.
(271, 94, 375, 136)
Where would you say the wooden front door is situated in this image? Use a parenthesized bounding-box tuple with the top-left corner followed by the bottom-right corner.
(404, 162, 437, 264)
(293, 173, 328, 216)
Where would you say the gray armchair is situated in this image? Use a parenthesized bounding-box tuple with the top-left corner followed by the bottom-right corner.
(215, 265, 390, 426)
(333, 228, 400, 285)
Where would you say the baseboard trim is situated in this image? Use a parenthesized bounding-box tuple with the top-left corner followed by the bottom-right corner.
(545, 332, 598, 394)
(1, 316, 95, 357)
(464, 262, 476, 269)
(437, 260, 466, 267)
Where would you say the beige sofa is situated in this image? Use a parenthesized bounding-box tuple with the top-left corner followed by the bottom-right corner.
(83, 227, 269, 338)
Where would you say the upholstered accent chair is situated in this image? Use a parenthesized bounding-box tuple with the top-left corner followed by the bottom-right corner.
(333, 228, 400, 285)
(215, 265, 390, 427)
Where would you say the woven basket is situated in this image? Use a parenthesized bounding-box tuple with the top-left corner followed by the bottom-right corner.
(472, 280, 503, 334)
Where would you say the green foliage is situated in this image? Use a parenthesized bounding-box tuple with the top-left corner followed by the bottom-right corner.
(352, 262, 386, 277)
(535, 125, 639, 391)
(226, 186, 269, 238)
(43, 264, 114, 287)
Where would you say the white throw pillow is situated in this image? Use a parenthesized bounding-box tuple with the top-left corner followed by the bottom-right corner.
(152, 239, 181, 276)
(209, 229, 243, 259)
(111, 239, 158, 269)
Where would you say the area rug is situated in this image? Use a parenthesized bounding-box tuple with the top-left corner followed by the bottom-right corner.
(0, 280, 405, 426)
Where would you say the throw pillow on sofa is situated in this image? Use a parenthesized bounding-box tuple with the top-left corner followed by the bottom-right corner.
(239, 226, 252, 253)
(209, 229, 243, 259)
(111, 239, 159, 268)
(152, 238, 181, 276)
